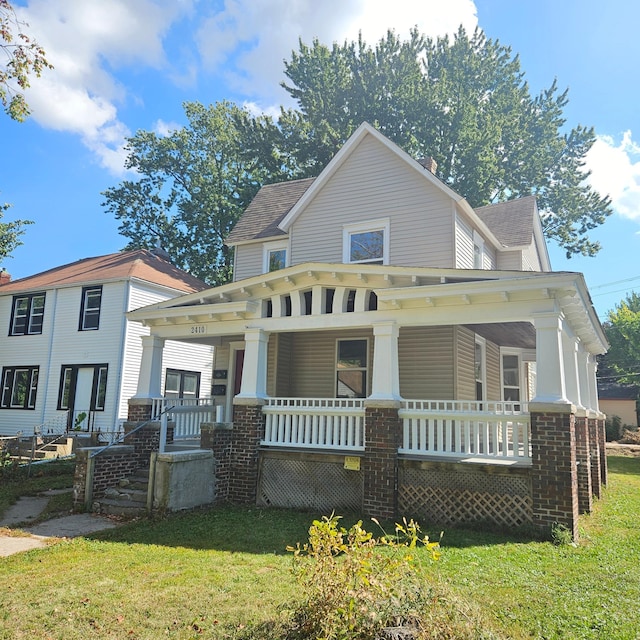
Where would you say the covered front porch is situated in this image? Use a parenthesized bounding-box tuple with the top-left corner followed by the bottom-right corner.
(124, 262, 608, 538)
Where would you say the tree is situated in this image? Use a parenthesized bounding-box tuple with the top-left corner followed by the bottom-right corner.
(1, 0, 52, 121)
(601, 292, 640, 386)
(102, 101, 296, 285)
(0, 199, 32, 262)
(281, 27, 612, 257)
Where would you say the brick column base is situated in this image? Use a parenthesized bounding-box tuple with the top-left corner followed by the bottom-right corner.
(128, 398, 154, 421)
(575, 416, 592, 514)
(597, 418, 608, 488)
(201, 423, 233, 503)
(363, 404, 400, 520)
(123, 422, 174, 468)
(228, 402, 264, 504)
(530, 405, 579, 540)
(588, 418, 602, 499)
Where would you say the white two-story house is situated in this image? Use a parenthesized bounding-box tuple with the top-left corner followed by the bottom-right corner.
(0, 249, 214, 437)
(124, 123, 608, 537)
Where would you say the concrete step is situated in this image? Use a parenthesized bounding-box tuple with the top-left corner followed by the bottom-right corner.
(95, 497, 147, 518)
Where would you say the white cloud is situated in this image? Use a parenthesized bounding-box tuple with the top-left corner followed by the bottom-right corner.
(15, 0, 193, 174)
(154, 119, 181, 137)
(196, 0, 478, 103)
(585, 131, 640, 220)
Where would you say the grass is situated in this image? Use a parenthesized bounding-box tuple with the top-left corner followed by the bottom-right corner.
(1, 456, 639, 639)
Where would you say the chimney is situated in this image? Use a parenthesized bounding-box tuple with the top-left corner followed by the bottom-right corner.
(0, 268, 10, 285)
(418, 156, 438, 174)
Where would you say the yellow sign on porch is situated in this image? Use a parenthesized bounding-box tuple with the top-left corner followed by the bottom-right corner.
(344, 456, 361, 471)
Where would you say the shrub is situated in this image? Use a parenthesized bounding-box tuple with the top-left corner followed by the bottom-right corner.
(605, 415, 623, 442)
(285, 514, 440, 640)
(619, 428, 640, 445)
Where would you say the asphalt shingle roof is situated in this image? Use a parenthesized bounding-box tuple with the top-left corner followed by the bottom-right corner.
(225, 177, 316, 244)
(474, 195, 537, 248)
(0, 249, 208, 294)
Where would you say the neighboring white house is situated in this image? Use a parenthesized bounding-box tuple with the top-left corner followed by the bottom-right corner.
(0, 250, 214, 437)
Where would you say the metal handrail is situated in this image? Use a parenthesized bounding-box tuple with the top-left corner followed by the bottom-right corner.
(89, 405, 175, 459)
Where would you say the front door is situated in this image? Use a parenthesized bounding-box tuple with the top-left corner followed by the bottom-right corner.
(73, 368, 94, 429)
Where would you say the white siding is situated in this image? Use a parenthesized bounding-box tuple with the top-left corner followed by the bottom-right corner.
(483, 244, 497, 270)
(290, 136, 455, 270)
(233, 243, 265, 282)
(497, 250, 523, 271)
(522, 242, 542, 271)
(455, 213, 474, 269)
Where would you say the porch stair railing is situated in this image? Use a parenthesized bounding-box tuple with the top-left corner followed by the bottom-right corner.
(263, 398, 365, 451)
(399, 400, 531, 463)
(150, 397, 216, 440)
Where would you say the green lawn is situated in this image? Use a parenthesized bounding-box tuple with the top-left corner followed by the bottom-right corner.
(1, 456, 639, 639)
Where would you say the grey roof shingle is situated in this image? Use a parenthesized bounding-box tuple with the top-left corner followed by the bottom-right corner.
(225, 177, 316, 244)
(474, 195, 537, 248)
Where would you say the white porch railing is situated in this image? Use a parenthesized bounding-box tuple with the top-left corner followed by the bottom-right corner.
(151, 397, 215, 440)
(262, 398, 365, 451)
(399, 400, 531, 463)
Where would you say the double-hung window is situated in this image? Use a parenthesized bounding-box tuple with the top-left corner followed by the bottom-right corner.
(263, 240, 288, 273)
(343, 219, 390, 265)
(79, 286, 102, 331)
(1, 366, 39, 409)
(9, 293, 45, 335)
(165, 369, 201, 399)
(336, 339, 368, 398)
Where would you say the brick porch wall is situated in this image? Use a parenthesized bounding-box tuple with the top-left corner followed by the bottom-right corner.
(597, 418, 608, 488)
(201, 423, 233, 503)
(362, 405, 400, 520)
(530, 407, 579, 540)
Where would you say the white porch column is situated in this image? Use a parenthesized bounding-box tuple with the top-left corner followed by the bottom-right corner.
(369, 321, 401, 401)
(236, 328, 269, 401)
(562, 331, 584, 411)
(577, 345, 592, 413)
(134, 335, 165, 398)
(532, 312, 568, 404)
(587, 354, 600, 413)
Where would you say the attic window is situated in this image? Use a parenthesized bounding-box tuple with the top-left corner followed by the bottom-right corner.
(343, 218, 390, 265)
(263, 240, 288, 273)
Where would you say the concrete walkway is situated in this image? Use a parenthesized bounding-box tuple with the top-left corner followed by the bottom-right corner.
(0, 489, 118, 557)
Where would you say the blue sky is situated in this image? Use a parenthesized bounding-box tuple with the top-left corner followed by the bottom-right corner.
(2, 0, 640, 319)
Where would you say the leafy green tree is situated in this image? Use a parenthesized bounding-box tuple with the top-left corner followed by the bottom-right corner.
(0, 0, 52, 121)
(102, 101, 295, 285)
(601, 292, 640, 385)
(0, 200, 32, 263)
(281, 27, 612, 257)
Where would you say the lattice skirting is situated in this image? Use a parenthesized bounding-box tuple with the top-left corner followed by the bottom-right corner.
(399, 465, 532, 527)
(258, 454, 362, 512)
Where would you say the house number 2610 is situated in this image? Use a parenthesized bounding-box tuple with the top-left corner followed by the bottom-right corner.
(190, 325, 206, 334)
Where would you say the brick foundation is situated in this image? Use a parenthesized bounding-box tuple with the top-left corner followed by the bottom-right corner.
(228, 403, 264, 503)
(201, 423, 233, 503)
(575, 416, 592, 514)
(530, 407, 579, 540)
(127, 399, 154, 422)
(362, 405, 400, 520)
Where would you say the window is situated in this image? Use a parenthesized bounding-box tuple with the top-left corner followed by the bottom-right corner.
(263, 241, 288, 273)
(473, 231, 484, 269)
(474, 338, 486, 402)
(165, 369, 201, 399)
(79, 286, 102, 331)
(9, 293, 45, 335)
(1, 366, 39, 409)
(336, 339, 368, 398)
(343, 219, 390, 265)
(502, 353, 521, 402)
(57, 364, 108, 412)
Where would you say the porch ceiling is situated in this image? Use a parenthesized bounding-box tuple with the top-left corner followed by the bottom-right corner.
(466, 322, 535, 349)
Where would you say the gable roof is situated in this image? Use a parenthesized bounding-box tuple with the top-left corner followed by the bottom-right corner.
(226, 177, 315, 245)
(224, 123, 543, 259)
(0, 250, 208, 294)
